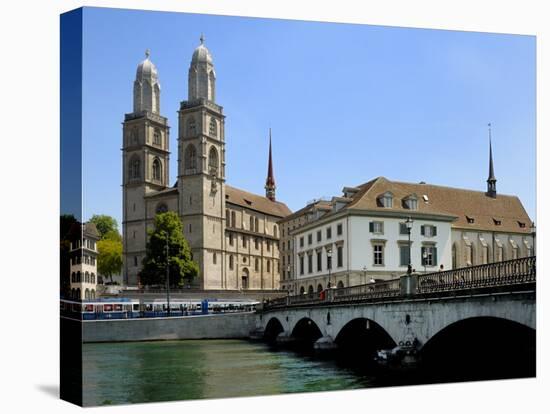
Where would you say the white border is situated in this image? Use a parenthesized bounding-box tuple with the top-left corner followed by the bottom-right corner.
(0, 1, 547, 413)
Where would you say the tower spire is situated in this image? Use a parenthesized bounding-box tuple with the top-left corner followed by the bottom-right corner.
(486, 123, 497, 198)
(265, 128, 276, 201)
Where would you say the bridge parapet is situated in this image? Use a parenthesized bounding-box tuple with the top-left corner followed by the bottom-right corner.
(263, 256, 536, 312)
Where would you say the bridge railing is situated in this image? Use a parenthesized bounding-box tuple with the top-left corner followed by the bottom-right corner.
(416, 256, 536, 294)
(332, 278, 401, 302)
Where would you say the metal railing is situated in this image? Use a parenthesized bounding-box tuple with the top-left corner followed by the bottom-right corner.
(416, 256, 536, 294)
(262, 256, 536, 311)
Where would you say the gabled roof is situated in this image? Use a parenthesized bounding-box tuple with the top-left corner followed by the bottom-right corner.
(225, 185, 291, 218)
(346, 177, 531, 234)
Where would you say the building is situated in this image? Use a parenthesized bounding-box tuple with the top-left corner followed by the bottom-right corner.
(69, 222, 100, 300)
(283, 141, 534, 294)
(122, 39, 291, 290)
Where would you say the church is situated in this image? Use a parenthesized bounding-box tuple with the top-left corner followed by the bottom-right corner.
(122, 37, 291, 290)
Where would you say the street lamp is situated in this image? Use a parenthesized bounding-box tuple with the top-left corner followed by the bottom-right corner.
(530, 221, 536, 256)
(165, 232, 171, 316)
(405, 217, 414, 275)
(422, 250, 427, 273)
(326, 247, 333, 288)
(362, 265, 367, 285)
(286, 264, 291, 296)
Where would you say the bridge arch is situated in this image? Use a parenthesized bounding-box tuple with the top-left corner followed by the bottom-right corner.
(291, 317, 323, 349)
(334, 317, 396, 366)
(421, 316, 535, 381)
(264, 317, 285, 343)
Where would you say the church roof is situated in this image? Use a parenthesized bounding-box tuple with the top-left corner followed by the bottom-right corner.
(226, 185, 291, 218)
(345, 177, 532, 234)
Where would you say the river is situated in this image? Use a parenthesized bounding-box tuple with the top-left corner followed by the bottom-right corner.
(82, 339, 377, 406)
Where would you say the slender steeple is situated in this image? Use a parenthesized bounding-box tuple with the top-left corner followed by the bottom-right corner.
(486, 123, 497, 198)
(265, 129, 276, 201)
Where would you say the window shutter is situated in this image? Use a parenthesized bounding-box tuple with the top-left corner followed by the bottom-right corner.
(369, 222, 374, 232)
(433, 247, 438, 265)
(421, 225, 425, 236)
(421, 247, 426, 264)
(380, 222, 384, 234)
(433, 226, 437, 236)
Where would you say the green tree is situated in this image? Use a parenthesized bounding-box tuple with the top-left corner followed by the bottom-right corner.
(140, 211, 199, 287)
(97, 238, 123, 284)
(89, 214, 119, 239)
(60, 214, 78, 297)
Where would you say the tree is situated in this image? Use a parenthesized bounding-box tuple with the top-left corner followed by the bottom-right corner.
(97, 238, 123, 284)
(140, 211, 199, 287)
(60, 214, 78, 297)
(89, 214, 119, 239)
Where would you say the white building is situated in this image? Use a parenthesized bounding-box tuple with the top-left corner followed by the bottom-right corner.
(285, 169, 534, 294)
(69, 222, 100, 300)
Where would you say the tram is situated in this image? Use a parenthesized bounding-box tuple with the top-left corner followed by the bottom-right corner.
(60, 298, 259, 320)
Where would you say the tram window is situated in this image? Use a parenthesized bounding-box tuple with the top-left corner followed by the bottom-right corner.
(133, 304, 140, 311)
(84, 304, 93, 312)
(114, 304, 123, 311)
(104, 304, 113, 312)
(146, 304, 153, 311)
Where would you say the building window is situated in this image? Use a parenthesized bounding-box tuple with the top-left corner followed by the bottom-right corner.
(255, 217, 259, 232)
(208, 147, 219, 176)
(379, 192, 393, 208)
(229, 255, 234, 270)
(288, 240, 291, 250)
(300, 237, 304, 248)
(255, 258, 259, 271)
(307, 254, 313, 274)
(421, 225, 437, 237)
(152, 158, 162, 181)
(337, 246, 343, 268)
(153, 128, 161, 145)
(317, 231, 322, 242)
(512, 247, 519, 260)
(255, 237, 259, 250)
(209, 118, 217, 137)
(308, 234, 313, 245)
(134, 256, 138, 266)
(267, 240, 271, 252)
(213, 252, 217, 265)
(299, 256, 304, 275)
(373, 244, 384, 266)
(274, 225, 278, 238)
(317, 251, 322, 272)
(129, 156, 141, 180)
(242, 236, 247, 248)
(404, 196, 418, 210)
(326, 227, 332, 239)
(399, 244, 410, 267)
(370, 221, 384, 234)
(267, 260, 271, 273)
(421, 246, 437, 266)
(482, 245, 489, 264)
(337, 224, 343, 236)
(229, 233, 234, 246)
(187, 117, 196, 136)
(399, 223, 409, 235)
(185, 144, 197, 172)
(231, 211, 236, 228)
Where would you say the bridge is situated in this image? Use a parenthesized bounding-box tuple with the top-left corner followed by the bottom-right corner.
(255, 257, 536, 376)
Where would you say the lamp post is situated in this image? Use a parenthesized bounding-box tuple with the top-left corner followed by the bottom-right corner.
(327, 247, 333, 288)
(405, 217, 414, 275)
(165, 232, 171, 316)
(362, 265, 367, 285)
(286, 264, 291, 296)
(530, 222, 536, 256)
(422, 250, 428, 273)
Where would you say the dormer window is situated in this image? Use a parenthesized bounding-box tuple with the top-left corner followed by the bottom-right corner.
(422, 194, 429, 203)
(466, 216, 475, 224)
(493, 218, 502, 226)
(378, 192, 394, 208)
(403, 195, 418, 210)
(518, 221, 526, 228)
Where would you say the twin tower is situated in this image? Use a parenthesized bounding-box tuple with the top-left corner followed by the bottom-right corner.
(122, 37, 286, 289)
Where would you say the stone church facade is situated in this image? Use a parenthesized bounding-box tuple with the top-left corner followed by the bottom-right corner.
(122, 39, 291, 290)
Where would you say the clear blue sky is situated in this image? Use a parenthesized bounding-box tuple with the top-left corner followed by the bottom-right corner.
(81, 7, 536, 226)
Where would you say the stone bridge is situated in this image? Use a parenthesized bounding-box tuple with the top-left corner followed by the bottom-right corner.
(254, 257, 536, 372)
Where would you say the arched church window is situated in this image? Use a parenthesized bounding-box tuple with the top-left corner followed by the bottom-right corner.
(152, 158, 162, 182)
(130, 128, 138, 144)
(129, 156, 141, 180)
(185, 145, 197, 172)
(187, 117, 196, 137)
(156, 203, 168, 214)
(208, 146, 219, 176)
(209, 118, 217, 137)
(153, 128, 161, 145)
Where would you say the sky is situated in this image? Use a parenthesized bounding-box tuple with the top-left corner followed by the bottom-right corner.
(80, 7, 536, 227)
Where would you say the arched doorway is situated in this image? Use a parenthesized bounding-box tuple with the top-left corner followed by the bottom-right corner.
(299, 286, 305, 295)
(241, 268, 249, 290)
(337, 281, 344, 288)
(317, 284, 323, 292)
(308, 285, 314, 294)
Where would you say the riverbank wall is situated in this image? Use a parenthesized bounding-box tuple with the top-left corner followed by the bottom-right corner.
(81, 312, 256, 343)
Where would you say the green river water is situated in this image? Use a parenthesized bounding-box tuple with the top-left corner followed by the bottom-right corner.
(82, 339, 376, 406)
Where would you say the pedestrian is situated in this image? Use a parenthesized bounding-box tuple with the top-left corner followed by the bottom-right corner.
(439, 264, 444, 272)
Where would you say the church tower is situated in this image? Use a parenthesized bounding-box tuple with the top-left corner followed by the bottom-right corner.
(122, 50, 170, 286)
(486, 123, 497, 198)
(178, 36, 226, 289)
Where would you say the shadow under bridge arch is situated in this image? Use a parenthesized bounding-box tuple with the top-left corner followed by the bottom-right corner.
(291, 317, 323, 350)
(264, 317, 285, 344)
(334, 317, 397, 367)
(420, 316, 535, 382)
